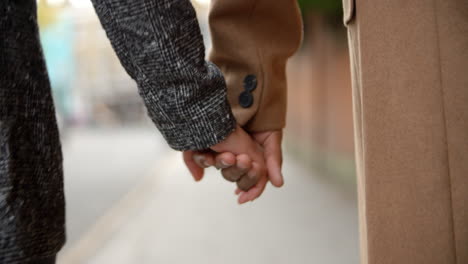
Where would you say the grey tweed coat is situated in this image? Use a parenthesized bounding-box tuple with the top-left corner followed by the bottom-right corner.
(0, 0, 235, 262)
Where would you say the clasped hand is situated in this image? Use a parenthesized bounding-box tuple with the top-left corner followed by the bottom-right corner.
(183, 125, 284, 204)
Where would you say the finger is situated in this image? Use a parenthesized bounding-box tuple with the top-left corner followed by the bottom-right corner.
(236, 154, 252, 170)
(193, 151, 215, 168)
(236, 161, 263, 192)
(264, 134, 284, 187)
(221, 166, 248, 182)
(215, 152, 236, 169)
(183, 151, 204, 182)
(209, 125, 266, 188)
(221, 154, 252, 182)
(238, 174, 268, 204)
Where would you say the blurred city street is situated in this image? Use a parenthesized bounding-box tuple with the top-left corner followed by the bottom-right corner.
(57, 127, 359, 264)
(5, 0, 463, 263)
(35, 1, 360, 263)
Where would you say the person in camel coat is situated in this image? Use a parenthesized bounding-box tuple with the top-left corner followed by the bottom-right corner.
(205, 0, 468, 263)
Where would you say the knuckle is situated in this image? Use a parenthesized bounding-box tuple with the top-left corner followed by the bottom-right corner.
(237, 176, 256, 191)
(237, 181, 250, 192)
(222, 168, 241, 182)
(222, 173, 237, 182)
(248, 172, 258, 182)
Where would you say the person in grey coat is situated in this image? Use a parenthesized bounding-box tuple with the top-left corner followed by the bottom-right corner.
(0, 0, 269, 263)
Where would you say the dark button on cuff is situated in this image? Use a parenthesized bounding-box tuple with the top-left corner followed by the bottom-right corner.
(239, 91, 254, 108)
(243, 74, 257, 92)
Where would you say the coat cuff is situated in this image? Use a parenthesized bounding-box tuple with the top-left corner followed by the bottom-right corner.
(158, 98, 237, 151)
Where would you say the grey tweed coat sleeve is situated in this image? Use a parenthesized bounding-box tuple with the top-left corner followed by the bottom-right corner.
(90, 0, 237, 151)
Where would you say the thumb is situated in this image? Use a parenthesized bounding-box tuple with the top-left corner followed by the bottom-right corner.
(183, 151, 204, 182)
(263, 133, 284, 187)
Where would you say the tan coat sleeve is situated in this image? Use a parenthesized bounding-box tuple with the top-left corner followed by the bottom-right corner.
(208, 0, 303, 132)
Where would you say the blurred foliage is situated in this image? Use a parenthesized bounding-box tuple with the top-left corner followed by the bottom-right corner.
(298, 0, 342, 15)
(297, 0, 345, 32)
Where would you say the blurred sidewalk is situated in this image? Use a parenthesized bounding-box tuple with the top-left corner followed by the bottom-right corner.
(58, 132, 359, 264)
(59, 127, 165, 250)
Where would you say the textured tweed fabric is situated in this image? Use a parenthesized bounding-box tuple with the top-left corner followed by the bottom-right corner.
(0, 0, 235, 262)
(91, 0, 236, 151)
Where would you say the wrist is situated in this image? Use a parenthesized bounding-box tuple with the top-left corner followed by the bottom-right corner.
(210, 124, 253, 154)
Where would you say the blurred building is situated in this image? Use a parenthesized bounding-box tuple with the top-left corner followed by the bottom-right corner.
(39, 1, 156, 128)
(286, 4, 356, 187)
(38, 0, 213, 129)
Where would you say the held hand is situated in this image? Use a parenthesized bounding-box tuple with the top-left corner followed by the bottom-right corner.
(183, 125, 267, 195)
(184, 129, 284, 204)
(232, 130, 283, 203)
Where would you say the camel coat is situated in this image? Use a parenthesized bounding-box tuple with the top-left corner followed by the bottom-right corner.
(209, 0, 468, 263)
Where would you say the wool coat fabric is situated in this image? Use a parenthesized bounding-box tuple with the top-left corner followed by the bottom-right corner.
(208, 0, 303, 132)
(344, 0, 468, 263)
(0, 0, 235, 262)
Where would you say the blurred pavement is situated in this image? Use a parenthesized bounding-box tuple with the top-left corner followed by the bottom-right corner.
(60, 127, 165, 250)
(57, 128, 360, 264)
